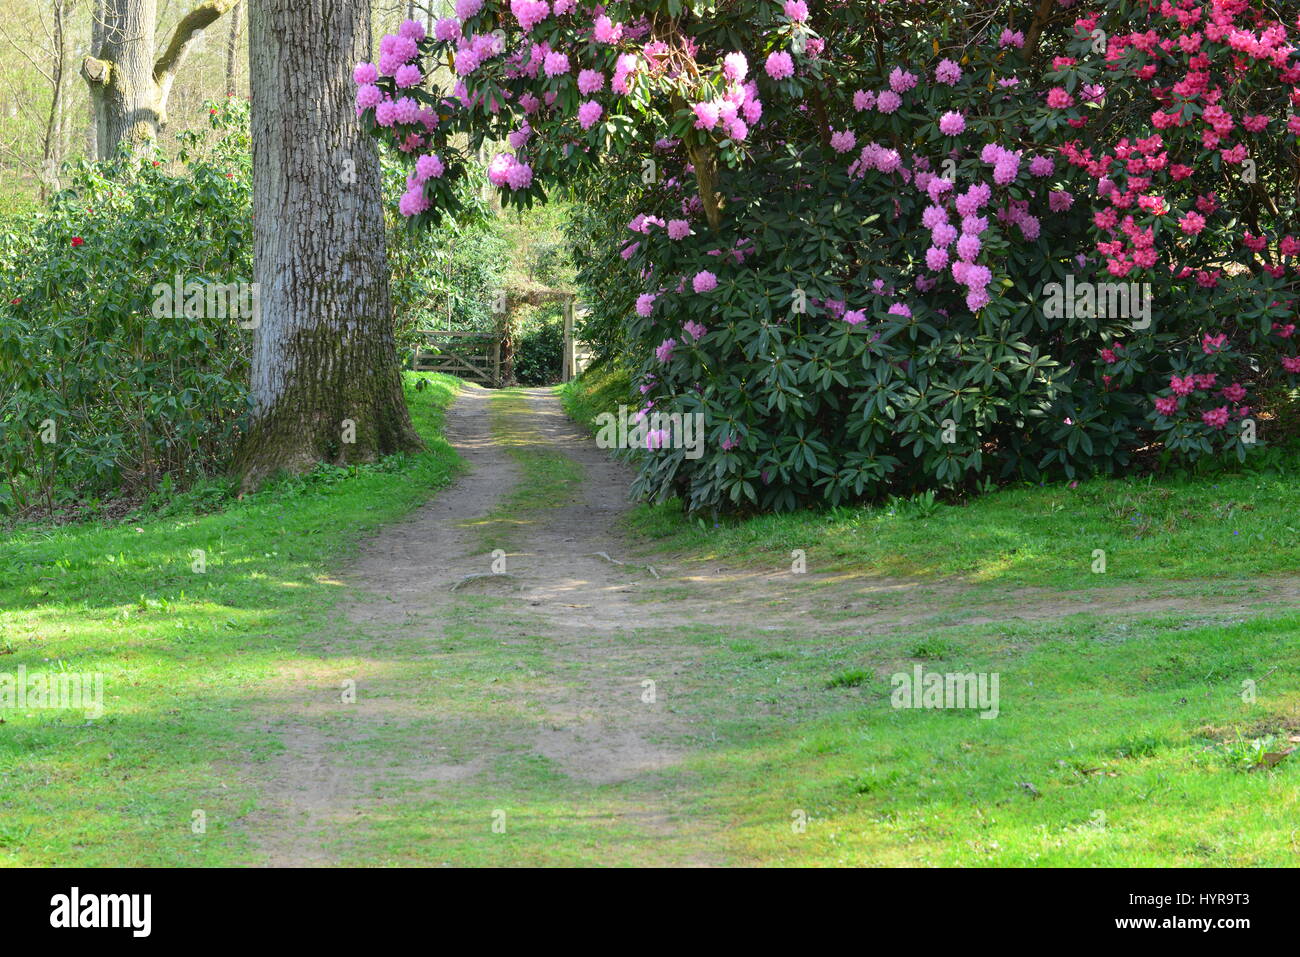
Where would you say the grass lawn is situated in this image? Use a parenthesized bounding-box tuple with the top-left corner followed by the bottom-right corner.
(2, 364, 1298, 866)
(0, 373, 462, 865)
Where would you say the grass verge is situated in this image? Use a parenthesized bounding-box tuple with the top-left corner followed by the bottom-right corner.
(559, 366, 1300, 589)
(0, 372, 462, 865)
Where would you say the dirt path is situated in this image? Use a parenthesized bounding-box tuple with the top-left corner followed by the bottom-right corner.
(234, 385, 1300, 866)
(237, 386, 726, 866)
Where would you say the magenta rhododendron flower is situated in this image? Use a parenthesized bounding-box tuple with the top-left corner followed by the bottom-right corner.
(692, 270, 718, 293)
(783, 0, 807, 22)
(765, 51, 794, 80)
(577, 100, 603, 130)
(875, 90, 901, 113)
(593, 14, 622, 44)
(394, 64, 422, 88)
(938, 111, 966, 136)
(415, 153, 444, 180)
(1201, 406, 1230, 429)
(723, 52, 748, 82)
(934, 58, 961, 85)
(543, 51, 570, 76)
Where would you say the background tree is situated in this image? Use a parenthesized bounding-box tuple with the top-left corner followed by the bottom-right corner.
(81, 0, 236, 157)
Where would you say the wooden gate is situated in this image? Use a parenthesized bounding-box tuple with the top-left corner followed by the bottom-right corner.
(411, 329, 502, 386)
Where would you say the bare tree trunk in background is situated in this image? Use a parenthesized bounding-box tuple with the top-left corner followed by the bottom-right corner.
(235, 0, 421, 488)
(40, 0, 69, 200)
(82, 0, 237, 158)
(225, 0, 242, 95)
(86, 0, 103, 159)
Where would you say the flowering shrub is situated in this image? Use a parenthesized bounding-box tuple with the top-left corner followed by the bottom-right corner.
(0, 100, 254, 513)
(358, 0, 1300, 511)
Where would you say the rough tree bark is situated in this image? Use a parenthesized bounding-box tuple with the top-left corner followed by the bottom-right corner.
(234, 0, 421, 489)
(82, 0, 237, 158)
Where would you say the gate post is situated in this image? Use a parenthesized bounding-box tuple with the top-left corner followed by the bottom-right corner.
(562, 297, 575, 381)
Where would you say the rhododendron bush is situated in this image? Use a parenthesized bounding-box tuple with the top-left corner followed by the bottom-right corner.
(357, 0, 1300, 511)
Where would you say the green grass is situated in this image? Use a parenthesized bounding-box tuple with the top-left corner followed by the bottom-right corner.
(558, 359, 633, 436)
(0, 372, 462, 866)
(4, 366, 1300, 867)
(656, 608, 1300, 865)
(560, 366, 1300, 588)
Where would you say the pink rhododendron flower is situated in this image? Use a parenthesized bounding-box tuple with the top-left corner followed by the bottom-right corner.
(876, 90, 901, 113)
(1154, 396, 1179, 416)
(593, 15, 622, 44)
(394, 64, 422, 88)
(1046, 87, 1075, 109)
(578, 100, 603, 130)
(1202, 406, 1230, 429)
(543, 51, 570, 76)
(577, 69, 605, 94)
(693, 101, 720, 129)
(938, 111, 966, 136)
(934, 59, 962, 85)
(765, 51, 794, 80)
(415, 153, 445, 180)
(889, 68, 918, 93)
(693, 270, 718, 293)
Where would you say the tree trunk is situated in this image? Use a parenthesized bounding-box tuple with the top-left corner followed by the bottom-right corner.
(225, 0, 242, 95)
(82, 0, 237, 159)
(40, 0, 69, 200)
(235, 0, 421, 489)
